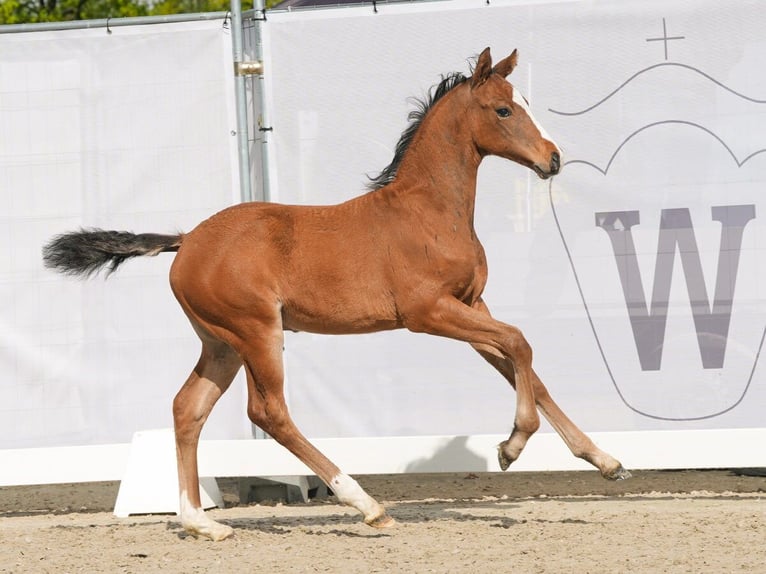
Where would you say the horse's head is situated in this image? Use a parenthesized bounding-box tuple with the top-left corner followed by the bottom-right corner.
(468, 48, 561, 179)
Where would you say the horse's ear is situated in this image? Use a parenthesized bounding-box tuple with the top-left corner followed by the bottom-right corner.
(471, 47, 493, 88)
(493, 49, 518, 78)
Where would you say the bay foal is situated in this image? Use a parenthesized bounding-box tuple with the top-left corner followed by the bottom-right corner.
(44, 48, 629, 541)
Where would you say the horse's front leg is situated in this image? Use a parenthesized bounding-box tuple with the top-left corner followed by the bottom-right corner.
(470, 299, 630, 479)
(404, 295, 541, 466)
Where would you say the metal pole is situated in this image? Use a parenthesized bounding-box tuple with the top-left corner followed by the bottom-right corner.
(0, 12, 228, 34)
(230, 0, 254, 203)
(247, 0, 273, 440)
(251, 0, 272, 202)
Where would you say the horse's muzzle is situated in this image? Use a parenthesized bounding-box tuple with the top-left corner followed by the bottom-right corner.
(533, 151, 562, 180)
(550, 151, 561, 174)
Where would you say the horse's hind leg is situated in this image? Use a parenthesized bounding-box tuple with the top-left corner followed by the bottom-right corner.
(173, 337, 242, 541)
(237, 322, 393, 528)
(470, 299, 629, 479)
(530, 369, 630, 479)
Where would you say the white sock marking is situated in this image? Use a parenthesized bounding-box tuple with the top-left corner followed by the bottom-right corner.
(330, 473, 382, 519)
(179, 490, 232, 541)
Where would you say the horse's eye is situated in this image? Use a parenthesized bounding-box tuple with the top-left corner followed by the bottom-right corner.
(496, 107, 511, 118)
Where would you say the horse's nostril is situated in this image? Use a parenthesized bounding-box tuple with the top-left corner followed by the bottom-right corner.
(551, 151, 561, 173)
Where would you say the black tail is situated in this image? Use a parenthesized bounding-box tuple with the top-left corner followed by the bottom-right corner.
(42, 228, 183, 278)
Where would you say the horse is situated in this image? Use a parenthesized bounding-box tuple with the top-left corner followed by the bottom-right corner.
(43, 48, 629, 541)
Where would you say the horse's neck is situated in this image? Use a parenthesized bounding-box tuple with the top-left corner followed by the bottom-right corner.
(388, 95, 481, 221)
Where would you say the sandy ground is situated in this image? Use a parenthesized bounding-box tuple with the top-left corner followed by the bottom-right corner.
(1, 470, 765, 573)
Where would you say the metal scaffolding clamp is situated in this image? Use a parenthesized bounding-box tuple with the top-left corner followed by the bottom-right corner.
(235, 60, 264, 76)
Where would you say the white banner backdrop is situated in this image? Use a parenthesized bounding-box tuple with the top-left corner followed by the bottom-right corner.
(263, 0, 766, 439)
(2, 0, 765, 485)
(0, 20, 248, 449)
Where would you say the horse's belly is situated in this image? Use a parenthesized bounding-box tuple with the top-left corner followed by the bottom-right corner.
(281, 303, 401, 335)
(280, 291, 402, 333)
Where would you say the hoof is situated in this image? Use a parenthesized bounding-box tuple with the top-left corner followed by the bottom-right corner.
(365, 513, 396, 529)
(184, 521, 234, 542)
(497, 442, 515, 471)
(603, 465, 632, 481)
(208, 523, 235, 541)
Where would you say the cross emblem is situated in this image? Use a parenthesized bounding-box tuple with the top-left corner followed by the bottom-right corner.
(646, 18, 685, 60)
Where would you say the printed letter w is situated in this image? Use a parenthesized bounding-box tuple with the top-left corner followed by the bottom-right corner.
(595, 205, 755, 371)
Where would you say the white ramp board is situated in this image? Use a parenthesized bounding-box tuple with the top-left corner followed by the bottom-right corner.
(113, 429, 222, 518)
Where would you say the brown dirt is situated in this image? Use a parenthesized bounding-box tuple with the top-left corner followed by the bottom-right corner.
(1, 470, 764, 573)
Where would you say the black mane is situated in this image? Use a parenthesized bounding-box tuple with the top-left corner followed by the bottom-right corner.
(366, 71, 469, 191)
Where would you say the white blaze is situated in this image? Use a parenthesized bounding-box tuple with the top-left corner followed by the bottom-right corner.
(512, 88, 560, 152)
